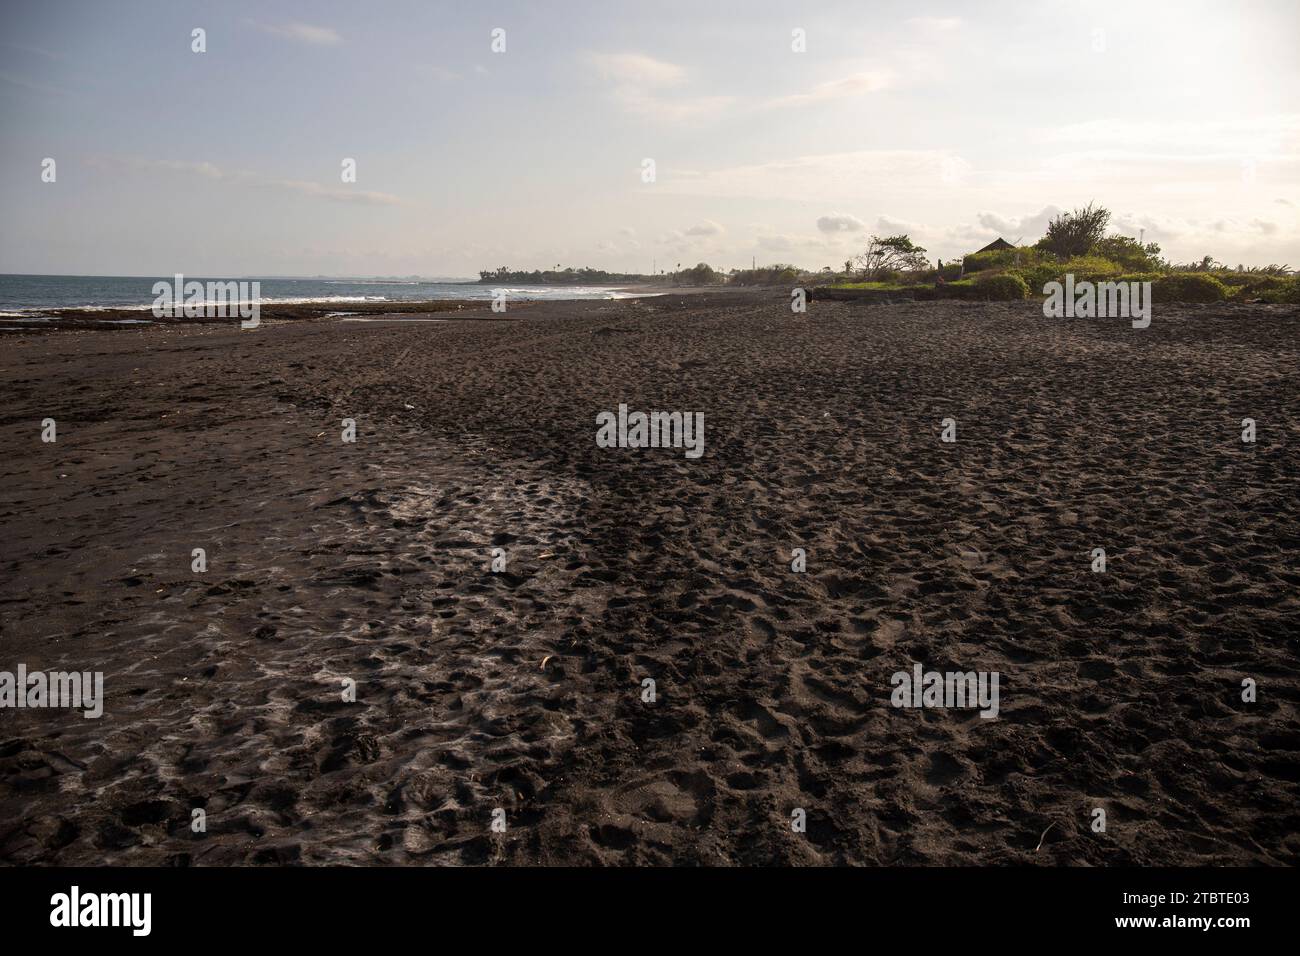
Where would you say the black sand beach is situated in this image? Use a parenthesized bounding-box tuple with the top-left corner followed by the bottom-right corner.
(2, 293, 1298, 865)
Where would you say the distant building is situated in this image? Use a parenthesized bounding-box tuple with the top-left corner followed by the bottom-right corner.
(962, 237, 1016, 275)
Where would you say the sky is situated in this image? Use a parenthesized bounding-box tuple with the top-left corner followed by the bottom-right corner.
(1, 0, 1298, 277)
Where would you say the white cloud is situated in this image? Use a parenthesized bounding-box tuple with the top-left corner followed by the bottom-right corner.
(419, 64, 462, 82)
(588, 52, 686, 87)
(756, 234, 793, 252)
(764, 70, 893, 109)
(615, 90, 735, 123)
(151, 158, 225, 180)
(250, 21, 343, 46)
(876, 215, 924, 235)
(907, 17, 962, 31)
(95, 156, 402, 206)
(975, 206, 1062, 240)
(0, 71, 65, 96)
(816, 212, 865, 234)
(589, 52, 890, 123)
(270, 178, 401, 205)
(685, 220, 724, 236)
(1043, 115, 1300, 154)
(659, 150, 972, 202)
(587, 51, 734, 123)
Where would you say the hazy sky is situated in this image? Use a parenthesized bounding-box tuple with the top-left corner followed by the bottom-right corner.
(2, 0, 1297, 276)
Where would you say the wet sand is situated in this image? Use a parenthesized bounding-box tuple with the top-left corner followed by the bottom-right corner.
(1, 292, 1298, 865)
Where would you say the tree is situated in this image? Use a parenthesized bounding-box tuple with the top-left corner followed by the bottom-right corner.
(854, 235, 929, 278)
(677, 262, 722, 285)
(1092, 235, 1163, 271)
(1037, 202, 1111, 258)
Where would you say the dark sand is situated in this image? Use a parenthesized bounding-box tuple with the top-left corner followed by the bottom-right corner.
(2, 292, 1298, 865)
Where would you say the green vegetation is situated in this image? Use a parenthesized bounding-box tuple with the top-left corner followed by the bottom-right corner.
(1216, 273, 1287, 295)
(1036, 203, 1113, 259)
(1260, 277, 1300, 304)
(1091, 235, 1165, 272)
(821, 201, 1294, 303)
(1150, 273, 1230, 303)
(961, 245, 1052, 276)
(677, 262, 725, 285)
(477, 266, 657, 285)
(853, 235, 929, 279)
(969, 272, 1030, 301)
(828, 280, 909, 292)
(729, 264, 802, 286)
(479, 207, 1294, 301)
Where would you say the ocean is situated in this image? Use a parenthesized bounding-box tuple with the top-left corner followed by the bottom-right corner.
(0, 274, 648, 315)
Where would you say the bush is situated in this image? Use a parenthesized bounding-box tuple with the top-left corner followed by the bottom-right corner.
(1058, 255, 1124, 283)
(1114, 272, 1164, 285)
(729, 264, 800, 286)
(970, 272, 1029, 301)
(962, 246, 1048, 274)
(1215, 272, 1255, 288)
(1037, 203, 1110, 258)
(1219, 274, 1287, 297)
(1259, 276, 1300, 304)
(1091, 235, 1164, 272)
(677, 262, 724, 285)
(1151, 273, 1229, 303)
(1014, 263, 1063, 291)
(855, 235, 929, 278)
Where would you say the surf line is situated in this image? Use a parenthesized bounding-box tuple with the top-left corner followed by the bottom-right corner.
(595, 403, 704, 459)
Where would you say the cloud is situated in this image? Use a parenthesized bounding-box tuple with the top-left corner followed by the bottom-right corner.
(816, 212, 865, 234)
(617, 90, 735, 123)
(153, 158, 225, 179)
(1043, 115, 1300, 153)
(658, 149, 972, 202)
(588, 52, 890, 122)
(0, 71, 65, 96)
(764, 70, 893, 109)
(418, 64, 462, 82)
(685, 220, 724, 236)
(588, 52, 686, 87)
(269, 178, 402, 205)
(1109, 212, 1180, 242)
(756, 234, 793, 252)
(975, 206, 1062, 240)
(1036, 116, 1300, 187)
(250, 21, 342, 46)
(586, 51, 733, 123)
(0, 42, 64, 61)
(876, 215, 925, 235)
(907, 16, 962, 31)
(1250, 218, 1278, 234)
(93, 157, 402, 206)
